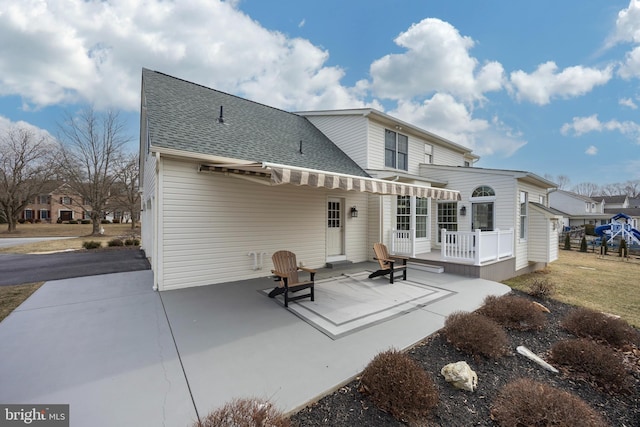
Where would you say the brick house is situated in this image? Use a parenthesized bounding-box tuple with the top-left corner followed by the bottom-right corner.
(21, 183, 92, 223)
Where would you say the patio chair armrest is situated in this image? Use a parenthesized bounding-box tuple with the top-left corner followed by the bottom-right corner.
(299, 266, 316, 274)
(272, 269, 291, 278)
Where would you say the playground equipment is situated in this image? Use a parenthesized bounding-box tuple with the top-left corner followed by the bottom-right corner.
(594, 213, 640, 248)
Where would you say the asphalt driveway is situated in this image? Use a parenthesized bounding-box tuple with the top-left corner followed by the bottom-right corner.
(0, 248, 150, 286)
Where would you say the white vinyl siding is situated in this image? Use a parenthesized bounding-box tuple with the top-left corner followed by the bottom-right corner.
(431, 144, 465, 166)
(140, 151, 157, 266)
(514, 181, 549, 270)
(304, 115, 368, 169)
(425, 168, 515, 240)
(528, 205, 558, 263)
(158, 158, 369, 290)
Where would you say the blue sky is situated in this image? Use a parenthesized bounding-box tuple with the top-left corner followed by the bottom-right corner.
(1, 0, 639, 187)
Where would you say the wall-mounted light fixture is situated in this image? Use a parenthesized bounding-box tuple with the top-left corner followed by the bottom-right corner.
(350, 206, 359, 218)
(459, 205, 467, 216)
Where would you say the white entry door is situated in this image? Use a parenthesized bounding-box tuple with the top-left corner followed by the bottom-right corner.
(327, 198, 346, 261)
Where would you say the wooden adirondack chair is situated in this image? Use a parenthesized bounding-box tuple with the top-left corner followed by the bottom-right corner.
(368, 242, 408, 284)
(269, 250, 316, 307)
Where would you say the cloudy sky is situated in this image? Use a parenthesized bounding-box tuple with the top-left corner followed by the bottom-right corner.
(1, 0, 639, 185)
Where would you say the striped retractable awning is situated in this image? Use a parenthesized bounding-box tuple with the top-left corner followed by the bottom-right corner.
(199, 162, 460, 201)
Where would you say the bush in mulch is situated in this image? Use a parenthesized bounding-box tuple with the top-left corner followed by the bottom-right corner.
(442, 311, 509, 359)
(526, 277, 556, 298)
(477, 294, 547, 331)
(561, 307, 640, 348)
(550, 338, 631, 394)
(359, 349, 439, 425)
(195, 398, 290, 427)
(490, 378, 608, 427)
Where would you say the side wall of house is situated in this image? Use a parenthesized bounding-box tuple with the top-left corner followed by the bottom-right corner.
(515, 181, 551, 271)
(158, 158, 370, 290)
(304, 115, 368, 169)
(528, 207, 553, 263)
(140, 151, 157, 270)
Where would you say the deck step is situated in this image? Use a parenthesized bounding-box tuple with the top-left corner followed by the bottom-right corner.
(325, 260, 353, 268)
(408, 262, 444, 274)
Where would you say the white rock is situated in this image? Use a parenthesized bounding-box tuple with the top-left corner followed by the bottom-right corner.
(440, 361, 478, 392)
(516, 345, 559, 373)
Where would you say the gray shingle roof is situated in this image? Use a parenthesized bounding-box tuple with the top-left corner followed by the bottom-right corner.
(142, 69, 369, 177)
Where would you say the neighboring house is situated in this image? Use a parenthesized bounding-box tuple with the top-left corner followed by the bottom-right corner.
(549, 191, 640, 230)
(21, 182, 92, 223)
(549, 190, 610, 229)
(594, 194, 629, 210)
(140, 69, 560, 291)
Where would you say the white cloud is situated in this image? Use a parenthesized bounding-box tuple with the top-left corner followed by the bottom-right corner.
(0, 115, 55, 143)
(561, 114, 640, 143)
(369, 18, 504, 103)
(618, 46, 640, 78)
(585, 145, 598, 155)
(510, 62, 613, 105)
(619, 97, 638, 108)
(389, 93, 526, 157)
(610, 0, 640, 44)
(0, 0, 366, 112)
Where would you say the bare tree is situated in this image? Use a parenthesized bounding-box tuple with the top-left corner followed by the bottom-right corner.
(111, 153, 140, 230)
(0, 125, 58, 232)
(622, 179, 640, 198)
(57, 107, 130, 235)
(544, 174, 571, 190)
(572, 182, 601, 197)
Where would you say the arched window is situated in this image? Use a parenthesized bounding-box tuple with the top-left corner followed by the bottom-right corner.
(470, 186, 496, 231)
(471, 186, 495, 198)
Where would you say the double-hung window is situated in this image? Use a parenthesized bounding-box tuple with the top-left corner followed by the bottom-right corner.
(415, 197, 429, 238)
(437, 202, 458, 242)
(385, 129, 408, 171)
(520, 191, 528, 239)
(396, 196, 410, 231)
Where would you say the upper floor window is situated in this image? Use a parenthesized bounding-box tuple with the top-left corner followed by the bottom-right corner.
(385, 129, 408, 171)
(472, 186, 495, 198)
(424, 144, 433, 164)
(60, 196, 72, 205)
(38, 195, 50, 204)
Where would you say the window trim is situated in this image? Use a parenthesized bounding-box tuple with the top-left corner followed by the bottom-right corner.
(437, 201, 458, 243)
(520, 191, 528, 240)
(384, 128, 409, 171)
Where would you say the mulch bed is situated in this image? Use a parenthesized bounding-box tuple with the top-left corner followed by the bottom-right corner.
(290, 290, 640, 426)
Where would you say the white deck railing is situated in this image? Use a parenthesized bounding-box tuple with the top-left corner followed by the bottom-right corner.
(391, 229, 415, 257)
(441, 228, 514, 265)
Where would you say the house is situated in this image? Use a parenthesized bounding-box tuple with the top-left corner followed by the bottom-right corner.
(595, 194, 629, 210)
(140, 69, 560, 291)
(549, 190, 610, 229)
(20, 182, 92, 223)
(300, 109, 560, 277)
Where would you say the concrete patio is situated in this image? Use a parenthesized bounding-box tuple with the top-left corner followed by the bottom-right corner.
(0, 263, 510, 426)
